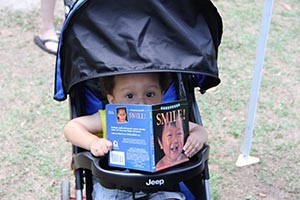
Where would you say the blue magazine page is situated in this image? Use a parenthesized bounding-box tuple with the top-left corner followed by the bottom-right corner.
(106, 104, 156, 172)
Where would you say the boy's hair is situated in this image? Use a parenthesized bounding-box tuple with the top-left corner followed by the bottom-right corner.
(99, 73, 173, 96)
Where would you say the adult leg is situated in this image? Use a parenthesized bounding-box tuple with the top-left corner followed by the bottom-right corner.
(35, 0, 58, 54)
(41, 0, 57, 40)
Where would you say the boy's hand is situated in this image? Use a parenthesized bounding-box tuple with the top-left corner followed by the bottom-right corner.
(183, 134, 204, 158)
(183, 124, 208, 158)
(89, 138, 113, 157)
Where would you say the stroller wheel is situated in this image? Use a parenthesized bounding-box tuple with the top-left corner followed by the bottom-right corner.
(61, 179, 70, 200)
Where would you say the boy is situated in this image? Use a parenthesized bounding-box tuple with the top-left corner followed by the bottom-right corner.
(64, 73, 208, 199)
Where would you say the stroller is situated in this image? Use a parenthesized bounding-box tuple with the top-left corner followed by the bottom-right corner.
(54, 0, 222, 199)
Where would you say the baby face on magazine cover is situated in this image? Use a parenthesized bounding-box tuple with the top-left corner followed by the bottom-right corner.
(159, 117, 186, 162)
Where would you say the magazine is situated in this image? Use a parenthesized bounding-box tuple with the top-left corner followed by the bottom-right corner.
(106, 100, 189, 172)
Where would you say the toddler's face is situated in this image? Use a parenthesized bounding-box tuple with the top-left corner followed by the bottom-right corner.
(159, 118, 184, 162)
(107, 73, 163, 105)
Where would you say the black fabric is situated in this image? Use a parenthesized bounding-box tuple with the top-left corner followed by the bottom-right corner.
(59, 0, 222, 94)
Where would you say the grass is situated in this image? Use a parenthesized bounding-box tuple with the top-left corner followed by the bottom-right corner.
(1, 4, 71, 199)
(200, 0, 300, 199)
(1, 0, 299, 199)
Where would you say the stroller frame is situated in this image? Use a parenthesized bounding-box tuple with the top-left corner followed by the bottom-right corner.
(56, 1, 223, 199)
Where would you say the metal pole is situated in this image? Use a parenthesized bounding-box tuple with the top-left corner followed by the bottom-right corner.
(236, 0, 275, 167)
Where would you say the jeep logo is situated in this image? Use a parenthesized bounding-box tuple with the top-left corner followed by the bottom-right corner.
(145, 179, 165, 186)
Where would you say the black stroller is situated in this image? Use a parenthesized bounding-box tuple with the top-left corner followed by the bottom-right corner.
(54, 0, 222, 199)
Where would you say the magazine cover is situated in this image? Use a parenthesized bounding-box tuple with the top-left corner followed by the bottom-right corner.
(106, 100, 189, 172)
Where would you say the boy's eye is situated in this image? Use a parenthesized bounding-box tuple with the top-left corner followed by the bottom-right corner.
(126, 94, 134, 99)
(146, 92, 155, 97)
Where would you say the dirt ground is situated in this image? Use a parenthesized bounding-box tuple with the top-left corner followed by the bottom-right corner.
(0, 1, 299, 200)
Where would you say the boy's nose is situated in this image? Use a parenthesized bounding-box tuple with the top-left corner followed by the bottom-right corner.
(130, 95, 151, 104)
(134, 97, 146, 104)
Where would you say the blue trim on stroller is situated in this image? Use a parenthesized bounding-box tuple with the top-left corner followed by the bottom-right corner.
(179, 182, 196, 200)
(54, 0, 87, 101)
(84, 88, 103, 115)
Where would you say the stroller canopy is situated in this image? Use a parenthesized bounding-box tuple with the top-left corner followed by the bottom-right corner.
(54, 0, 223, 101)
